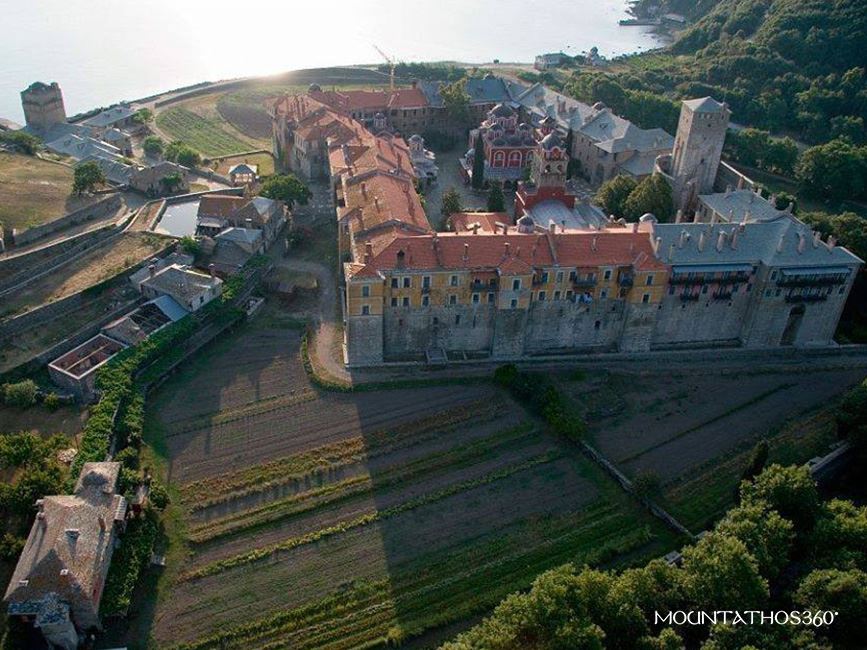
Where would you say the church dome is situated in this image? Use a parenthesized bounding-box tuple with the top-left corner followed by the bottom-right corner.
(517, 214, 535, 233)
(540, 132, 563, 150)
(490, 103, 514, 118)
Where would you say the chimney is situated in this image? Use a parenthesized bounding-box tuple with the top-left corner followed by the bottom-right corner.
(678, 230, 688, 249)
(716, 230, 726, 252)
(668, 242, 675, 261)
(98, 515, 106, 531)
(812, 230, 821, 248)
(472, 223, 479, 235)
(361, 182, 367, 198)
(463, 243, 469, 262)
(364, 242, 373, 263)
(786, 201, 794, 214)
(710, 212, 718, 226)
(654, 237, 662, 255)
(148, 263, 156, 278)
(797, 232, 806, 254)
(675, 209, 683, 224)
(36, 511, 46, 523)
(725, 184, 732, 195)
(245, 218, 253, 229)
(561, 220, 566, 233)
(777, 233, 785, 253)
(632, 222, 639, 233)
(591, 236, 597, 251)
(828, 235, 837, 250)
(504, 242, 511, 255)
(731, 228, 739, 250)
(503, 225, 509, 235)
(549, 222, 556, 234)
(208, 263, 215, 278)
(698, 231, 707, 252)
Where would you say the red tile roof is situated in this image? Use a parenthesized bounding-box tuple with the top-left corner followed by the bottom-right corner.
(309, 88, 429, 113)
(347, 229, 667, 278)
(198, 195, 249, 219)
(448, 212, 511, 234)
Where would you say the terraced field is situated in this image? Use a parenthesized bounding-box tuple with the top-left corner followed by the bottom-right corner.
(140, 310, 675, 650)
(155, 106, 255, 158)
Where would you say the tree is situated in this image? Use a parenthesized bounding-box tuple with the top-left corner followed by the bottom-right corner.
(771, 191, 797, 212)
(487, 182, 505, 212)
(164, 140, 201, 168)
(714, 504, 794, 579)
(739, 464, 821, 531)
(595, 175, 637, 217)
(132, 108, 153, 125)
(142, 135, 164, 157)
(440, 78, 471, 127)
(740, 440, 770, 485)
(179, 235, 200, 256)
(72, 160, 106, 195)
(795, 139, 867, 200)
(2, 380, 38, 408)
(0, 130, 41, 155)
(441, 187, 462, 217)
(799, 211, 867, 262)
(681, 534, 769, 611)
(632, 470, 662, 500)
(471, 132, 485, 189)
(622, 174, 674, 222)
(794, 569, 867, 647)
(260, 174, 311, 208)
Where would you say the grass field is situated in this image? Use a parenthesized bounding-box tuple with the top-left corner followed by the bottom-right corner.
(116, 306, 677, 650)
(213, 152, 275, 178)
(155, 106, 254, 158)
(0, 152, 98, 231)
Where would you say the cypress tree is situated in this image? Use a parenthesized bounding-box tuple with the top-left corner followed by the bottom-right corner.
(472, 132, 485, 189)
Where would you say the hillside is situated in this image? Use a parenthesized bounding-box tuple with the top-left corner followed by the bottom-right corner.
(605, 0, 866, 143)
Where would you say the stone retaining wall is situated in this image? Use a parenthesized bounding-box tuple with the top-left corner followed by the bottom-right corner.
(11, 194, 123, 247)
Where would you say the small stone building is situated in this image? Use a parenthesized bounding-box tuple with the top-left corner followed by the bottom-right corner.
(4, 463, 127, 650)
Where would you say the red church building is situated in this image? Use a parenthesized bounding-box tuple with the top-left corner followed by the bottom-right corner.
(463, 103, 537, 185)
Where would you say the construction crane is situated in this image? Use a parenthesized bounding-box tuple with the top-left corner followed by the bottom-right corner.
(373, 44, 396, 91)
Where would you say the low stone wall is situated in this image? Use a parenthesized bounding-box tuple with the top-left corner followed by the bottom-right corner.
(11, 194, 124, 247)
(714, 160, 757, 193)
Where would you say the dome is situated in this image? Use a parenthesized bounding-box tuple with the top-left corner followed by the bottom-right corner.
(540, 132, 563, 150)
(639, 213, 658, 223)
(490, 103, 514, 118)
(592, 101, 606, 111)
(408, 134, 423, 142)
(517, 214, 535, 233)
(308, 83, 321, 92)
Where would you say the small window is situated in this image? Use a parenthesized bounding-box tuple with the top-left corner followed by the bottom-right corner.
(668, 286, 675, 295)
(646, 274, 654, 286)
(538, 291, 546, 301)
(554, 290, 561, 300)
(403, 277, 411, 288)
(771, 270, 777, 280)
(391, 278, 398, 288)
(361, 285, 370, 298)
(422, 295, 430, 306)
(455, 315, 461, 325)
(398, 318, 404, 326)
(487, 292, 495, 303)
(556, 271, 564, 283)
(510, 299, 518, 309)
(391, 297, 398, 307)
(603, 269, 612, 281)
(642, 293, 650, 304)
(569, 270, 577, 281)
(702, 285, 708, 294)
(566, 290, 574, 299)
(450, 275, 459, 286)
(512, 279, 521, 291)
(600, 289, 608, 299)
(594, 320, 601, 330)
(775, 288, 781, 297)
(422, 275, 431, 288)
(362, 305, 370, 315)
(449, 294, 457, 305)
(472, 293, 480, 304)
(540, 272, 549, 284)
(402, 297, 410, 307)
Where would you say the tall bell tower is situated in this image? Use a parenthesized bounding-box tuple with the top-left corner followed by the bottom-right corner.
(671, 97, 730, 213)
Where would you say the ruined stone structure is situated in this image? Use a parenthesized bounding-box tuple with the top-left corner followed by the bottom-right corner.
(20, 81, 67, 132)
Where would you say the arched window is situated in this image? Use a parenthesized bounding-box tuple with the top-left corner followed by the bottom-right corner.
(493, 151, 505, 167)
(508, 151, 522, 167)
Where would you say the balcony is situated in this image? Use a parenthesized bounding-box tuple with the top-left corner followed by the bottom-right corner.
(777, 275, 847, 288)
(573, 277, 597, 288)
(618, 274, 634, 288)
(785, 293, 827, 303)
(670, 272, 750, 285)
(471, 280, 498, 291)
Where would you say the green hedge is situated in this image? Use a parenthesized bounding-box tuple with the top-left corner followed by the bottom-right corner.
(99, 511, 158, 618)
(494, 364, 585, 441)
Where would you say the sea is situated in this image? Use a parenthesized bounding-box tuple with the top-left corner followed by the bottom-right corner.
(0, 0, 661, 123)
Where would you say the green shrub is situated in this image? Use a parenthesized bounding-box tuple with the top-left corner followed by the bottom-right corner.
(115, 446, 140, 471)
(100, 511, 158, 618)
(43, 392, 61, 411)
(149, 481, 169, 510)
(2, 380, 38, 408)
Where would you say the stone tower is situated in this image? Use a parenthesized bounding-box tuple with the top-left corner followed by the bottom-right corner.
(21, 81, 67, 132)
(670, 97, 730, 214)
(530, 131, 567, 188)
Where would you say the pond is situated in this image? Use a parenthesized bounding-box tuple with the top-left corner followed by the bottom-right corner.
(155, 200, 200, 238)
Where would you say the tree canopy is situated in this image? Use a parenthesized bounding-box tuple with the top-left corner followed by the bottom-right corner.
(259, 174, 311, 207)
(142, 135, 164, 157)
(441, 187, 462, 217)
(164, 140, 201, 168)
(486, 182, 505, 212)
(623, 174, 675, 222)
(72, 160, 106, 195)
(595, 175, 638, 218)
